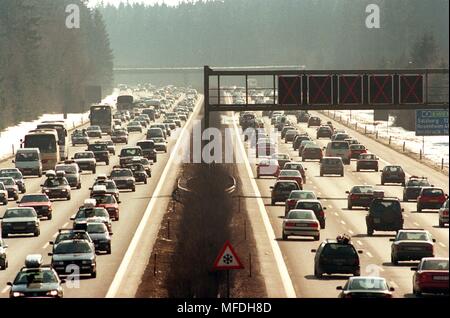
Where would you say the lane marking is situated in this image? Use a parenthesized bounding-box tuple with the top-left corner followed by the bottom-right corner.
(52, 232, 58, 238)
(1, 286, 9, 294)
(232, 113, 297, 298)
(63, 222, 68, 228)
(439, 242, 446, 248)
(106, 96, 204, 298)
(340, 220, 346, 225)
(356, 240, 363, 246)
(366, 252, 373, 258)
(42, 242, 49, 249)
(413, 222, 420, 227)
(404, 214, 409, 218)
(348, 229, 354, 235)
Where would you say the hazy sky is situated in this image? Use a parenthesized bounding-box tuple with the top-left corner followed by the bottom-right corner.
(88, 0, 184, 7)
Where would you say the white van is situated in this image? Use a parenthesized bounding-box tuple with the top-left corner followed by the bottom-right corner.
(13, 148, 43, 177)
(325, 141, 351, 165)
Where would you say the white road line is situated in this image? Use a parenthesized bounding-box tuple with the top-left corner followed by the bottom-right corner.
(404, 214, 409, 218)
(348, 229, 354, 235)
(356, 240, 363, 246)
(340, 220, 346, 225)
(1, 286, 9, 294)
(232, 114, 297, 298)
(328, 205, 333, 209)
(106, 96, 204, 298)
(52, 232, 58, 238)
(439, 242, 446, 248)
(334, 212, 339, 216)
(42, 242, 49, 249)
(366, 252, 373, 258)
(63, 222, 68, 228)
(413, 222, 420, 227)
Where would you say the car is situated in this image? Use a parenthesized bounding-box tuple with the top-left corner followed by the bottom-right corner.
(72, 151, 97, 173)
(307, 116, 321, 127)
(316, 126, 333, 139)
(366, 197, 404, 236)
(148, 125, 167, 139)
(0, 182, 8, 205)
(270, 180, 300, 205)
(282, 162, 307, 183)
(390, 229, 435, 265)
(1, 207, 40, 237)
(71, 200, 113, 234)
(71, 129, 89, 145)
(150, 137, 167, 152)
(380, 165, 406, 186)
(320, 157, 344, 177)
(163, 119, 176, 130)
(139, 158, 152, 177)
(293, 135, 311, 151)
(17, 194, 53, 220)
(136, 119, 148, 128)
(8, 255, 64, 298)
(356, 153, 379, 172)
(301, 144, 323, 162)
(86, 222, 112, 254)
(49, 228, 94, 253)
(271, 153, 291, 169)
(86, 143, 110, 165)
(104, 140, 116, 155)
(136, 140, 158, 162)
(0, 239, 8, 269)
(90, 179, 120, 201)
(439, 199, 449, 227)
(325, 121, 334, 132)
(41, 171, 71, 201)
(296, 111, 310, 123)
(110, 167, 136, 192)
(277, 170, 303, 190)
(337, 277, 395, 298)
(294, 199, 326, 228)
(86, 125, 102, 138)
(284, 190, 317, 214)
(119, 146, 143, 167)
(417, 187, 448, 212)
(344, 138, 359, 146)
(349, 144, 367, 159)
(55, 162, 81, 189)
(0, 168, 26, 193)
(111, 129, 128, 144)
(125, 163, 148, 184)
(13, 148, 42, 177)
(256, 159, 280, 178)
(311, 235, 363, 278)
(282, 209, 320, 240)
(325, 141, 351, 165)
(346, 185, 376, 210)
(281, 126, 295, 139)
(284, 130, 298, 142)
(412, 257, 449, 296)
(0, 177, 19, 201)
(90, 189, 121, 221)
(331, 132, 350, 141)
(127, 122, 143, 133)
(402, 176, 432, 201)
(49, 239, 97, 278)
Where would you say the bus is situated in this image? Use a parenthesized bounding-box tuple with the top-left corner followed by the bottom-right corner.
(23, 129, 60, 171)
(117, 95, 134, 111)
(89, 105, 113, 135)
(36, 121, 68, 160)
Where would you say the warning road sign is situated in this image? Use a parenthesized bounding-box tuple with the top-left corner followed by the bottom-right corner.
(400, 75, 423, 104)
(278, 76, 302, 105)
(369, 75, 393, 104)
(213, 241, 244, 270)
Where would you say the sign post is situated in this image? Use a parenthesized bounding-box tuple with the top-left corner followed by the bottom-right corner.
(212, 241, 244, 298)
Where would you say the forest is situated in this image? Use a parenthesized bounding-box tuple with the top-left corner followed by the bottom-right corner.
(0, 0, 113, 130)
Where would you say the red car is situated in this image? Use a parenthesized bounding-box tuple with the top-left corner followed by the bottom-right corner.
(277, 170, 303, 190)
(301, 145, 323, 161)
(417, 187, 448, 212)
(17, 193, 53, 220)
(91, 194, 121, 221)
(412, 257, 449, 296)
(349, 144, 367, 159)
(256, 159, 280, 178)
(283, 162, 307, 183)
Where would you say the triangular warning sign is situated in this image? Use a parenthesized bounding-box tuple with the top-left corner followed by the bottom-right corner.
(213, 241, 244, 270)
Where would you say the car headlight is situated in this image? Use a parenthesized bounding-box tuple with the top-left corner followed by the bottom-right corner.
(12, 292, 25, 298)
(62, 189, 67, 192)
(46, 290, 59, 297)
(45, 189, 50, 192)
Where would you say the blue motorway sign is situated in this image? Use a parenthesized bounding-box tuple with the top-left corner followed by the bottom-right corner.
(415, 109, 449, 136)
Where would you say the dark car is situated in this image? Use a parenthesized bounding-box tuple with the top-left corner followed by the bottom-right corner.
(366, 198, 404, 236)
(0, 177, 19, 201)
(337, 277, 394, 298)
(296, 111, 310, 123)
(390, 230, 435, 265)
(110, 167, 136, 192)
(302, 144, 323, 162)
(403, 177, 431, 202)
(346, 185, 375, 209)
(293, 135, 311, 151)
(316, 126, 333, 139)
(356, 153, 379, 172)
(49, 240, 97, 278)
(294, 199, 326, 228)
(270, 180, 300, 205)
(311, 235, 363, 278)
(125, 163, 148, 184)
(119, 146, 143, 167)
(86, 143, 110, 165)
(0, 169, 26, 193)
(41, 174, 71, 201)
(136, 140, 157, 163)
(308, 116, 322, 127)
(111, 129, 128, 144)
(381, 165, 406, 186)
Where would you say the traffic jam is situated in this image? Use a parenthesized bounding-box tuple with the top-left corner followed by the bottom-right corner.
(235, 88, 449, 298)
(0, 85, 198, 298)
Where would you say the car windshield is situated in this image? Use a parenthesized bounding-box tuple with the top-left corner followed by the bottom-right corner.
(111, 170, 132, 177)
(421, 259, 449, 270)
(397, 232, 430, 241)
(360, 154, 377, 160)
(289, 191, 316, 200)
(348, 278, 388, 291)
(371, 200, 401, 214)
(330, 142, 349, 149)
(55, 232, 89, 244)
(422, 188, 444, 196)
(74, 152, 94, 159)
(385, 166, 402, 173)
(287, 210, 316, 220)
(407, 179, 430, 187)
(140, 159, 150, 165)
(0, 171, 21, 179)
(87, 223, 107, 234)
(121, 148, 141, 156)
(56, 165, 77, 174)
(127, 164, 144, 171)
(20, 195, 48, 203)
(88, 126, 100, 131)
(322, 244, 357, 258)
(89, 144, 107, 151)
(4, 208, 36, 218)
(352, 186, 374, 194)
(284, 164, 303, 170)
(323, 159, 341, 165)
(275, 182, 298, 191)
(44, 178, 68, 187)
(295, 201, 321, 212)
(15, 152, 39, 161)
(14, 270, 58, 285)
(54, 241, 92, 254)
(350, 145, 365, 150)
(76, 208, 108, 219)
(0, 178, 14, 186)
(92, 195, 116, 204)
(137, 142, 154, 149)
(280, 170, 300, 177)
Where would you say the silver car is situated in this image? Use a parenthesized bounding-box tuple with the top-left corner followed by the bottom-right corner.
(282, 209, 320, 241)
(320, 157, 344, 177)
(439, 199, 449, 228)
(86, 222, 112, 254)
(0, 207, 40, 237)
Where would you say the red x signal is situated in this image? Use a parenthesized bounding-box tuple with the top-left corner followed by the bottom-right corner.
(279, 76, 301, 105)
(370, 75, 393, 104)
(339, 75, 362, 104)
(309, 75, 332, 104)
(400, 75, 423, 104)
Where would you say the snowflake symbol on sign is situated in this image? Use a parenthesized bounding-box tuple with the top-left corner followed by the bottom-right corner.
(223, 254, 233, 264)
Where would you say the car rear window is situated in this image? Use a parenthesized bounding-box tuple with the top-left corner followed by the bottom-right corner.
(323, 158, 341, 165)
(397, 232, 430, 241)
(371, 200, 401, 214)
(289, 191, 316, 200)
(322, 244, 357, 258)
(330, 142, 349, 149)
(385, 166, 403, 172)
(422, 188, 444, 196)
(348, 278, 388, 291)
(280, 170, 300, 177)
(407, 179, 430, 187)
(352, 186, 374, 194)
(275, 182, 298, 191)
(287, 210, 316, 220)
(422, 259, 449, 270)
(295, 201, 322, 212)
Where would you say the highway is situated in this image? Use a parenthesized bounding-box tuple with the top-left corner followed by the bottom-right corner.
(228, 106, 449, 298)
(0, 92, 204, 298)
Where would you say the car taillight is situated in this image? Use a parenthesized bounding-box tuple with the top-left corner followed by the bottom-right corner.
(285, 222, 296, 227)
(287, 199, 296, 206)
(309, 222, 319, 228)
(318, 210, 324, 217)
(444, 210, 449, 216)
(351, 194, 359, 200)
